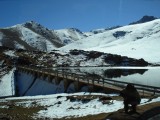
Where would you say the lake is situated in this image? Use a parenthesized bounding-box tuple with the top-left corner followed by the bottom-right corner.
(52, 67, 160, 88)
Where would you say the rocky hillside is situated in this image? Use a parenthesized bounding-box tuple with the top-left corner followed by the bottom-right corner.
(129, 15, 157, 25)
(0, 46, 150, 68)
(55, 28, 88, 45)
(0, 21, 64, 52)
(0, 16, 159, 63)
(0, 21, 91, 52)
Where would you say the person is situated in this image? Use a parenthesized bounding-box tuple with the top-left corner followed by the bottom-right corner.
(120, 84, 141, 113)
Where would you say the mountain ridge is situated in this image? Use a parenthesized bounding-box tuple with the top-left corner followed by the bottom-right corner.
(60, 19, 160, 63)
(129, 15, 158, 25)
(0, 15, 159, 63)
(0, 21, 64, 51)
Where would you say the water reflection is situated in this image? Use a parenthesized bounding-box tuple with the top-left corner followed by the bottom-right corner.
(103, 69, 147, 78)
(53, 67, 148, 79)
(51, 67, 160, 87)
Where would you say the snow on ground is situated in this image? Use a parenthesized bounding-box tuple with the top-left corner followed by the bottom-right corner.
(11, 25, 51, 51)
(0, 68, 15, 97)
(36, 96, 122, 119)
(60, 19, 160, 63)
(52, 53, 109, 67)
(1, 93, 159, 119)
(55, 28, 87, 45)
(3, 50, 16, 57)
(19, 25, 47, 51)
(45, 39, 56, 52)
(14, 41, 25, 50)
(2, 93, 123, 119)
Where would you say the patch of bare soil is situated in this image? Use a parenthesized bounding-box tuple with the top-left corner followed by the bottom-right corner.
(0, 95, 159, 120)
(105, 102, 160, 120)
(0, 100, 43, 120)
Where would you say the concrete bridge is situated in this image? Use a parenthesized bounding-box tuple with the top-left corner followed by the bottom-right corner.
(17, 66, 160, 96)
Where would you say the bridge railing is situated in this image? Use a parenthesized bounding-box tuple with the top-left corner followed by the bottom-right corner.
(51, 69, 160, 95)
(57, 70, 160, 91)
(102, 78, 160, 95)
(17, 66, 160, 95)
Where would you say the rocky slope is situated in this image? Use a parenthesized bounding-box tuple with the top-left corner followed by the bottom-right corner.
(0, 21, 64, 52)
(0, 46, 150, 68)
(55, 28, 88, 45)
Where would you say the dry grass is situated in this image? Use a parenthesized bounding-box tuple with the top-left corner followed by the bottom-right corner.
(0, 95, 159, 120)
(0, 100, 43, 120)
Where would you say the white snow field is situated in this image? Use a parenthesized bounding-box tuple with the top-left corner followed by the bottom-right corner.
(60, 19, 160, 63)
(55, 28, 87, 44)
(0, 93, 159, 119)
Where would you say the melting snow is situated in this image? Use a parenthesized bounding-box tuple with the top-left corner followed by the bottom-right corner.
(4, 50, 16, 57)
(37, 99, 122, 118)
(2, 93, 159, 119)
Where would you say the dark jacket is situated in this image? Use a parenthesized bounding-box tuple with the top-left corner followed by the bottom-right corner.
(120, 84, 141, 105)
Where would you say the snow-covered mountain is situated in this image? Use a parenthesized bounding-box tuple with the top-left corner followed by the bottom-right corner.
(54, 28, 88, 45)
(60, 19, 160, 63)
(129, 15, 157, 25)
(0, 21, 93, 52)
(0, 16, 160, 63)
(0, 21, 64, 51)
(87, 26, 121, 35)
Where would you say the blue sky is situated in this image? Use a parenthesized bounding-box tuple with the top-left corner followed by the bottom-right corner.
(0, 0, 160, 31)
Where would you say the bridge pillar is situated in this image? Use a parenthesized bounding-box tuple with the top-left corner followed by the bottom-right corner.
(74, 81, 86, 91)
(33, 71, 37, 76)
(25, 69, 30, 74)
(64, 79, 73, 92)
(22, 69, 25, 73)
(55, 77, 62, 85)
(37, 72, 42, 78)
(47, 75, 55, 83)
(42, 73, 47, 80)
(21, 69, 25, 73)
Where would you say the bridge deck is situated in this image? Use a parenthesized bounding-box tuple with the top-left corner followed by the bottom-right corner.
(17, 66, 160, 96)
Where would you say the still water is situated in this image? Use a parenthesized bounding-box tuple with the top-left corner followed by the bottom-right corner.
(52, 67, 160, 88)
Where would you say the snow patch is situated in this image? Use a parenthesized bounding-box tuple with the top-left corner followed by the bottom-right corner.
(3, 93, 159, 119)
(4, 50, 16, 57)
(55, 28, 87, 45)
(0, 69, 15, 97)
(37, 98, 123, 119)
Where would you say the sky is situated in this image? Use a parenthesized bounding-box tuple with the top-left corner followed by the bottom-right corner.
(0, 0, 160, 31)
